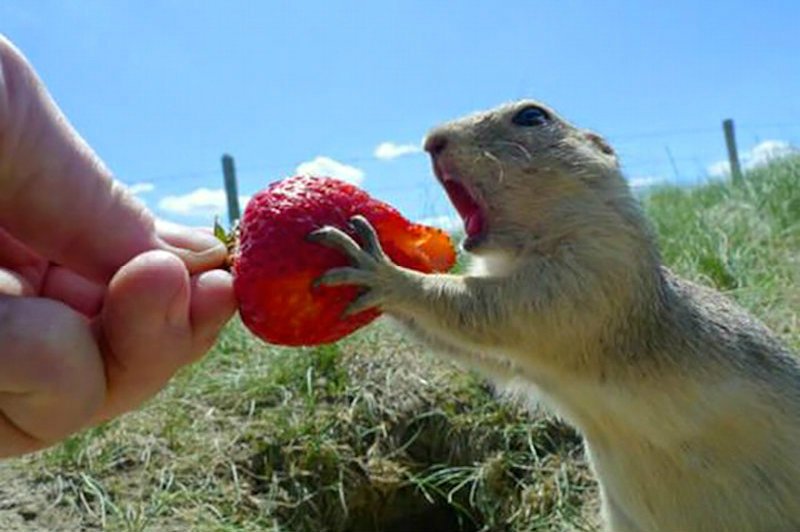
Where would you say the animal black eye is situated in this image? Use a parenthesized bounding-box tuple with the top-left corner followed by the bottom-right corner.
(512, 106, 549, 127)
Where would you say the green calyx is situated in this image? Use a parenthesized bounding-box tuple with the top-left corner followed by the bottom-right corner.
(214, 217, 240, 270)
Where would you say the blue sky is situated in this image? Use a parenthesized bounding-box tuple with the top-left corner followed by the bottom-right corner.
(3, 1, 799, 229)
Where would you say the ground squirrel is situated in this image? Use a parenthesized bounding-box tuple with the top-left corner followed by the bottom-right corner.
(309, 100, 800, 532)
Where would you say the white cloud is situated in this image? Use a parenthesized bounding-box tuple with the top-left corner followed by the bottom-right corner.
(125, 182, 155, 195)
(418, 214, 462, 233)
(707, 160, 732, 179)
(746, 140, 796, 167)
(628, 176, 666, 189)
(374, 142, 422, 161)
(295, 156, 365, 185)
(158, 187, 250, 217)
(707, 139, 797, 178)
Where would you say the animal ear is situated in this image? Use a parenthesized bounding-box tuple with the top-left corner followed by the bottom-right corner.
(584, 131, 615, 157)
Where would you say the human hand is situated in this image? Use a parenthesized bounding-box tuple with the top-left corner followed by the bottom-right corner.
(0, 36, 236, 457)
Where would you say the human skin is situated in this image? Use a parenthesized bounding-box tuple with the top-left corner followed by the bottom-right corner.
(0, 35, 236, 457)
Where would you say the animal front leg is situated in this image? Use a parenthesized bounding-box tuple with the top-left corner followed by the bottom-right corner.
(309, 216, 545, 350)
(308, 215, 416, 316)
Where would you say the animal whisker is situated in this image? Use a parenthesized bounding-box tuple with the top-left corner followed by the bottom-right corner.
(496, 140, 534, 162)
(482, 149, 506, 183)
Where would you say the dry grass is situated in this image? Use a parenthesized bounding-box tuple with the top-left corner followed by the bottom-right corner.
(1, 324, 596, 531)
(0, 156, 797, 531)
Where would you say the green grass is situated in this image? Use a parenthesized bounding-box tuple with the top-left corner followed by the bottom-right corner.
(1, 156, 798, 531)
(646, 156, 799, 349)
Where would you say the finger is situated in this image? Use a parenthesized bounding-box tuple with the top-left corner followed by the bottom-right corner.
(0, 296, 106, 457)
(91, 250, 193, 422)
(0, 38, 225, 281)
(314, 267, 375, 288)
(0, 228, 46, 292)
(343, 291, 383, 317)
(91, 251, 234, 424)
(0, 264, 105, 317)
(1, 222, 105, 315)
(188, 269, 236, 356)
(308, 227, 371, 266)
(350, 215, 387, 259)
(39, 266, 105, 317)
(156, 220, 229, 274)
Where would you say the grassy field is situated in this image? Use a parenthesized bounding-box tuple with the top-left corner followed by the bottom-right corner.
(1, 156, 798, 531)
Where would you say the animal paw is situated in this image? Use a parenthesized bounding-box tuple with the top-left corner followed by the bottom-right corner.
(308, 215, 407, 316)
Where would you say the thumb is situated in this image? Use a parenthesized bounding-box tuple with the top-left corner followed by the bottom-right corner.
(0, 35, 225, 281)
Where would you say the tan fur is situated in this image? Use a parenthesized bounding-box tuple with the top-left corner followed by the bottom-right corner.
(313, 100, 800, 532)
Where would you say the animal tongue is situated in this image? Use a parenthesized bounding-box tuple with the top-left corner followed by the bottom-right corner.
(465, 212, 484, 237)
(442, 180, 484, 238)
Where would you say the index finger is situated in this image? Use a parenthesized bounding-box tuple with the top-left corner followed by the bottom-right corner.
(0, 35, 225, 282)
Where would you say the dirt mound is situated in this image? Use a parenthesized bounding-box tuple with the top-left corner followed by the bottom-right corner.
(0, 321, 597, 531)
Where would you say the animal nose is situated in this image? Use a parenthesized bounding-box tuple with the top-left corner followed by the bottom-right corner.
(424, 132, 449, 157)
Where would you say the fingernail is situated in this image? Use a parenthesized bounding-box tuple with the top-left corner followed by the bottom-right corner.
(156, 220, 225, 253)
(183, 229, 225, 252)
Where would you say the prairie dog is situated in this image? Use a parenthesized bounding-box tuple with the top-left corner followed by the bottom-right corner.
(310, 100, 800, 532)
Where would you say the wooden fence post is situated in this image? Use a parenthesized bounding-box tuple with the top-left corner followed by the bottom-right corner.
(221, 154, 241, 225)
(722, 119, 744, 184)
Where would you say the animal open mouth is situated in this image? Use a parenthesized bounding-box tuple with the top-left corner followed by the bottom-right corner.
(433, 162, 487, 248)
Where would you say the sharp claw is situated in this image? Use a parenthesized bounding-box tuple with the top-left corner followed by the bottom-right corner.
(307, 225, 366, 262)
(350, 215, 386, 259)
(314, 267, 374, 288)
(306, 227, 331, 242)
(343, 290, 383, 317)
(350, 214, 370, 226)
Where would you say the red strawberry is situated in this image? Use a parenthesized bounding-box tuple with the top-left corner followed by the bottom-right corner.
(231, 176, 456, 346)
